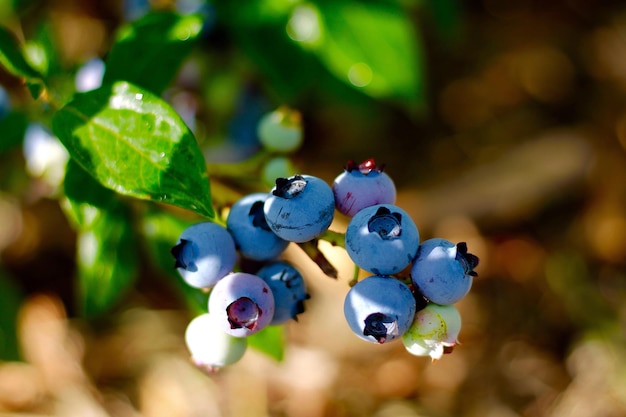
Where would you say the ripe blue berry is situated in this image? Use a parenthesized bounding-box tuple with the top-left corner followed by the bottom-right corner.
(411, 239, 478, 305)
(402, 303, 462, 361)
(171, 222, 237, 289)
(256, 261, 310, 324)
(332, 159, 396, 217)
(257, 106, 303, 153)
(345, 204, 420, 275)
(185, 312, 247, 372)
(208, 272, 275, 337)
(263, 174, 335, 243)
(0, 85, 11, 120)
(75, 57, 105, 92)
(226, 193, 289, 261)
(343, 275, 416, 344)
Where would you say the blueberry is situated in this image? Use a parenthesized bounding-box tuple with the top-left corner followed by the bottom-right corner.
(411, 239, 478, 305)
(22, 123, 69, 189)
(0, 85, 11, 121)
(208, 272, 275, 337)
(332, 159, 396, 217)
(257, 106, 303, 153)
(185, 312, 247, 372)
(345, 204, 420, 275)
(343, 275, 416, 344)
(256, 261, 310, 324)
(263, 174, 335, 243)
(75, 58, 105, 92)
(226, 193, 289, 261)
(402, 303, 462, 361)
(171, 222, 237, 289)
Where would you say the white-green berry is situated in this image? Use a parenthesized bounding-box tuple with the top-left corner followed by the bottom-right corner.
(257, 106, 303, 153)
(185, 313, 247, 373)
(401, 303, 461, 361)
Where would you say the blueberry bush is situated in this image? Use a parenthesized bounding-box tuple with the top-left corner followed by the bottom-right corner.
(1, 1, 626, 416)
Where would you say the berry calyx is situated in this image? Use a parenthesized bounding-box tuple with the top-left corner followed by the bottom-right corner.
(344, 158, 385, 175)
(227, 297, 262, 330)
(367, 206, 402, 240)
(273, 175, 308, 198)
(333, 159, 396, 217)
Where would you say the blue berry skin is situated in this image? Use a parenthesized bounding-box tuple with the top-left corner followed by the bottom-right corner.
(171, 222, 237, 289)
(208, 272, 275, 337)
(256, 261, 310, 324)
(411, 239, 479, 305)
(226, 193, 289, 261)
(75, 58, 105, 92)
(333, 159, 396, 217)
(345, 204, 420, 275)
(0, 86, 11, 121)
(263, 174, 335, 243)
(343, 275, 416, 344)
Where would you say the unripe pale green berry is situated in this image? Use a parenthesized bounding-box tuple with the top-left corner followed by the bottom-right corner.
(257, 106, 303, 153)
(262, 156, 297, 188)
(402, 303, 461, 361)
(185, 313, 247, 373)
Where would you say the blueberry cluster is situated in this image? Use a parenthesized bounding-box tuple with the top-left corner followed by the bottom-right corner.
(337, 159, 479, 360)
(173, 158, 479, 371)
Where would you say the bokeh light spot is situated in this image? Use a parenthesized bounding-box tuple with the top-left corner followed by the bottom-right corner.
(348, 62, 373, 87)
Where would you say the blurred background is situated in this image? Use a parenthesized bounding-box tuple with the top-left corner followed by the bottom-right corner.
(1, 0, 626, 416)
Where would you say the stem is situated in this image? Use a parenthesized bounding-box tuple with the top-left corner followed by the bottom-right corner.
(348, 264, 360, 287)
(297, 239, 338, 279)
(317, 229, 345, 248)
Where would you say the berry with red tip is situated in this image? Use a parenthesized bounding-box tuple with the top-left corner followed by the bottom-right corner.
(332, 159, 396, 217)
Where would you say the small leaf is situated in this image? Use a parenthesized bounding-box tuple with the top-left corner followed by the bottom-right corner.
(63, 160, 139, 317)
(63, 158, 117, 227)
(247, 325, 285, 361)
(103, 11, 204, 95)
(75, 203, 139, 318)
(0, 25, 43, 80)
(52, 81, 214, 218)
(0, 111, 27, 154)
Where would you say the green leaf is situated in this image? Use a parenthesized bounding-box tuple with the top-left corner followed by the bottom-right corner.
(139, 206, 209, 315)
(0, 268, 24, 361)
(52, 81, 214, 218)
(247, 324, 285, 361)
(0, 25, 42, 79)
(63, 160, 139, 317)
(75, 205, 138, 318)
(103, 11, 204, 95)
(0, 25, 44, 97)
(312, 1, 426, 106)
(0, 111, 27, 154)
(63, 158, 117, 227)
